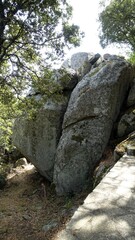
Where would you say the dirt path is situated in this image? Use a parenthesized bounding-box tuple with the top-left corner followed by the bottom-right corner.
(0, 146, 114, 240)
(0, 164, 88, 240)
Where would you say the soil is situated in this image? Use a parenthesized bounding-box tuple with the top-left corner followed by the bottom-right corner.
(0, 147, 114, 240)
(0, 163, 90, 240)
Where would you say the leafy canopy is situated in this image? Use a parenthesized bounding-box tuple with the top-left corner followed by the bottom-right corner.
(0, 0, 82, 93)
(99, 0, 135, 51)
(0, 0, 83, 149)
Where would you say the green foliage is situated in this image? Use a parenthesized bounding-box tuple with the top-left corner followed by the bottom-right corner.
(99, 0, 135, 51)
(63, 24, 84, 47)
(0, 0, 83, 150)
(0, 0, 82, 93)
(64, 198, 73, 209)
(0, 86, 18, 149)
(128, 52, 135, 64)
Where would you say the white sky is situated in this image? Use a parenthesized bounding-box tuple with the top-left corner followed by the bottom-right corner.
(65, 0, 131, 58)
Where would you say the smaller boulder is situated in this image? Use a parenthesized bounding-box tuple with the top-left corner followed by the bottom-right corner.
(89, 53, 101, 65)
(61, 52, 93, 79)
(103, 53, 112, 61)
(103, 53, 125, 61)
(117, 108, 135, 137)
(114, 131, 135, 161)
(14, 158, 27, 168)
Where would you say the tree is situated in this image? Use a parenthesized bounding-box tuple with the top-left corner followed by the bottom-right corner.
(0, 0, 83, 149)
(99, 0, 135, 51)
(0, 0, 82, 94)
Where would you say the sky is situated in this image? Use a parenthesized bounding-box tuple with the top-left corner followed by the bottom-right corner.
(65, 0, 130, 58)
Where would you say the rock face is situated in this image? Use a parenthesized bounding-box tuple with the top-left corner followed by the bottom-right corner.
(13, 99, 68, 181)
(12, 52, 135, 195)
(127, 78, 135, 107)
(13, 68, 79, 181)
(117, 107, 135, 137)
(61, 52, 101, 79)
(53, 58, 134, 195)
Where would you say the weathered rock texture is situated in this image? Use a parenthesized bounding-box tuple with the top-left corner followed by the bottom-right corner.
(61, 52, 101, 79)
(13, 100, 67, 181)
(54, 58, 134, 195)
(12, 52, 135, 195)
(117, 107, 135, 138)
(13, 67, 79, 181)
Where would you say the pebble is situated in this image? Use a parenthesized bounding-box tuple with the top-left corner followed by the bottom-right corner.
(42, 220, 58, 232)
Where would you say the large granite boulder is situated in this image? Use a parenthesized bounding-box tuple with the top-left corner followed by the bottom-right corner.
(13, 99, 68, 181)
(13, 69, 79, 181)
(54, 58, 134, 195)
